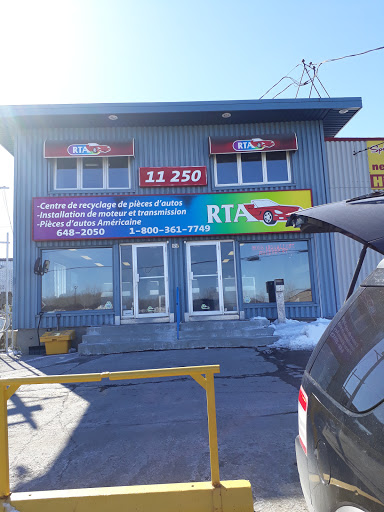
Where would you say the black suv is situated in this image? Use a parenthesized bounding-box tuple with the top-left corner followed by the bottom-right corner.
(296, 262, 384, 512)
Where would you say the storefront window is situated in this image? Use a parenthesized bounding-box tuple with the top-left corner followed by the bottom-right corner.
(240, 241, 312, 303)
(41, 248, 113, 312)
(221, 241, 237, 312)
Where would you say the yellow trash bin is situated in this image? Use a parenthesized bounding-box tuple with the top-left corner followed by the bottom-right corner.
(40, 330, 75, 355)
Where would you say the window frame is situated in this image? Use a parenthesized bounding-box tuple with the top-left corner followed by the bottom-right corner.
(214, 151, 292, 187)
(53, 157, 132, 191)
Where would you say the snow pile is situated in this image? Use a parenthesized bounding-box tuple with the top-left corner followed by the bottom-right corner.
(7, 349, 22, 356)
(271, 318, 331, 350)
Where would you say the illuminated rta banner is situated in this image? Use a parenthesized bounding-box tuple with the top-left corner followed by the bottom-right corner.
(32, 190, 312, 241)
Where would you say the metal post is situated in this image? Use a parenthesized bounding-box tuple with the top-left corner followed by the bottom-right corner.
(274, 278, 286, 323)
(205, 373, 220, 487)
(5, 233, 9, 353)
(0, 385, 10, 498)
(176, 287, 180, 340)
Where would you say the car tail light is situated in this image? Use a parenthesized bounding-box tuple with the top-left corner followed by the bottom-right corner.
(298, 386, 308, 455)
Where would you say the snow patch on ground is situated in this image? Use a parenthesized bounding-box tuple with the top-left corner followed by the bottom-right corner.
(271, 318, 331, 350)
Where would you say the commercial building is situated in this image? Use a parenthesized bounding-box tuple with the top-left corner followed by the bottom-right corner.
(0, 98, 363, 350)
(325, 137, 384, 308)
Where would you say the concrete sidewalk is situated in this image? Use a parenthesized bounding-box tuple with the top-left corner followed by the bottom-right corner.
(78, 319, 279, 355)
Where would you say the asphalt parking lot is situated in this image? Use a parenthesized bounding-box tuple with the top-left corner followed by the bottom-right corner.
(0, 347, 311, 512)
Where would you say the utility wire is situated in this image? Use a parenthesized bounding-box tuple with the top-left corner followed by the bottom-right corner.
(260, 45, 384, 100)
(314, 70, 330, 98)
(273, 83, 295, 99)
(295, 66, 306, 99)
(313, 45, 384, 69)
(2, 189, 12, 233)
(353, 141, 384, 156)
(259, 63, 301, 99)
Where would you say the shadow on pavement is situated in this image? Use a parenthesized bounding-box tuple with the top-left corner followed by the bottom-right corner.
(4, 347, 312, 505)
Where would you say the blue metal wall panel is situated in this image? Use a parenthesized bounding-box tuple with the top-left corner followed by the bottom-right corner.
(42, 312, 115, 329)
(13, 120, 337, 328)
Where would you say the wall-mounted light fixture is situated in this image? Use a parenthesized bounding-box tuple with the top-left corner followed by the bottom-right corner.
(33, 258, 50, 276)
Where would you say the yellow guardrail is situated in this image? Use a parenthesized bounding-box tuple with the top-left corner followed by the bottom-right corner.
(0, 365, 253, 512)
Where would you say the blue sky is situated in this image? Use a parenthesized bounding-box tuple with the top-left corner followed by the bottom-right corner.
(0, 0, 383, 256)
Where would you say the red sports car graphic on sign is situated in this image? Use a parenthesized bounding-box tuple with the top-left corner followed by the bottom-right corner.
(243, 199, 302, 225)
(250, 138, 275, 150)
(86, 143, 111, 154)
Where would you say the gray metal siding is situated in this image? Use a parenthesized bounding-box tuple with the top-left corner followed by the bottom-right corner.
(13, 121, 337, 328)
(325, 140, 382, 309)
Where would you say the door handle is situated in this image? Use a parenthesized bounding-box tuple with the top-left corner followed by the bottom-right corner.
(190, 271, 194, 281)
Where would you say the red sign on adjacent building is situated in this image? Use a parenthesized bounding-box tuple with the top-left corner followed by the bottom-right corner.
(209, 133, 297, 154)
(44, 140, 135, 158)
(139, 166, 207, 187)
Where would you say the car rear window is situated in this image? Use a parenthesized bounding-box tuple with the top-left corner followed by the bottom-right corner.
(310, 286, 384, 413)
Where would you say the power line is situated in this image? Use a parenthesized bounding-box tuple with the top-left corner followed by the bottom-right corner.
(260, 45, 384, 100)
(1, 189, 13, 233)
(353, 140, 384, 156)
(313, 45, 384, 68)
(259, 63, 301, 99)
(295, 66, 306, 99)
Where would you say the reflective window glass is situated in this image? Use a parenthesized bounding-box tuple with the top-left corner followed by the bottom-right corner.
(82, 157, 103, 188)
(41, 248, 113, 311)
(241, 153, 263, 183)
(310, 286, 384, 412)
(56, 159, 77, 189)
(108, 157, 129, 188)
(136, 246, 166, 315)
(216, 154, 238, 185)
(121, 245, 133, 316)
(190, 244, 220, 313)
(221, 241, 237, 312)
(191, 244, 218, 276)
(240, 241, 312, 304)
(266, 152, 289, 182)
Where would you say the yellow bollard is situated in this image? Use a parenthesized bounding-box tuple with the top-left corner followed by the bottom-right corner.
(0, 385, 10, 500)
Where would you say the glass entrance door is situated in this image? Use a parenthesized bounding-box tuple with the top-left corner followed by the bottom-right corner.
(186, 241, 238, 315)
(120, 243, 169, 318)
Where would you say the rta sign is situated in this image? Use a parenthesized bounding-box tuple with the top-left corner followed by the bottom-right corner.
(67, 143, 111, 156)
